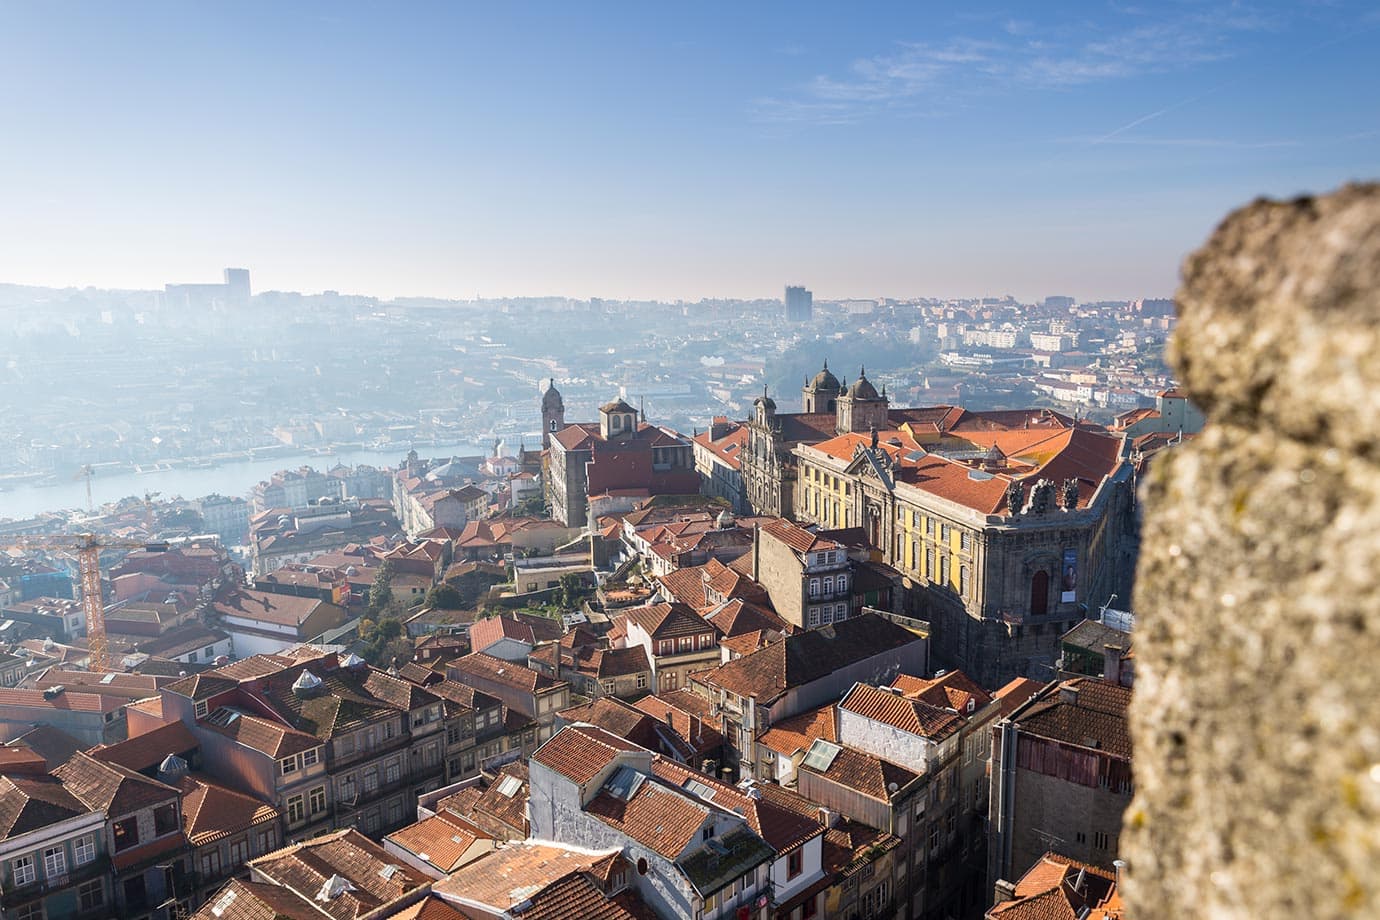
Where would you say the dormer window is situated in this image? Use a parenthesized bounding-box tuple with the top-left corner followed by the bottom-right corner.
(194, 700, 208, 718)
(302, 748, 319, 768)
(281, 756, 298, 775)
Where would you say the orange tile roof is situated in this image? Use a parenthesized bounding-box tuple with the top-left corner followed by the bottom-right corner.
(758, 705, 837, 756)
(652, 759, 822, 854)
(839, 683, 964, 741)
(434, 842, 624, 911)
(176, 773, 279, 846)
(90, 720, 199, 773)
(759, 518, 841, 555)
(248, 828, 427, 920)
(802, 744, 921, 802)
(586, 777, 710, 859)
(622, 602, 716, 641)
(384, 813, 490, 873)
(532, 725, 648, 785)
(988, 851, 1118, 920)
(889, 669, 992, 713)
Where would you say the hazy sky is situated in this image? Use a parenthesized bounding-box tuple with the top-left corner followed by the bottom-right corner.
(1, 2, 1376, 303)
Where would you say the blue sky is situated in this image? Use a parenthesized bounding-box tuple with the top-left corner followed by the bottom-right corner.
(1, 1, 1376, 302)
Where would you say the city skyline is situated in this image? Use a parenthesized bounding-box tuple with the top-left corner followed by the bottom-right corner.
(1, 1, 1376, 302)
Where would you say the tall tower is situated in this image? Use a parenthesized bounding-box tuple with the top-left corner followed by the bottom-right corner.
(541, 378, 565, 449)
(785, 285, 813, 322)
(224, 268, 251, 305)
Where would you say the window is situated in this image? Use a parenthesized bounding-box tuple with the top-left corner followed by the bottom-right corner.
(12, 903, 41, 920)
(281, 756, 298, 775)
(389, 800, 404, 824)
(200, 850, 221, 879)
(679, 636, 692, 653)
(807, 607, 820, 628)
(601, 679, 616, 695)
(698, 633, 714, 650)
(287, 794, 305, 823)
(230, 838, 248, 865)
(309, 786, 327, 815)
(802, 895, 819, 919)
(960, 531, 972, 551)
(808, 578, 820, 597)
(925, 548, 935, 580)
(113, 816, 139, 851)
(123, 874, 146, 909)
(256, 828, 275, 853)
(1030, 570, 1050, 616)
(384, 720, 396, 740)
(636, 673, 648, 689)
(364, 768, 379, 793)
(73, 834, 96, 866)
(194, 700, 208, 718)
(188, 650, 198, 662)
(787, 848, 803, 879)
(302, 748, 319, 767)
(204, 645, 216, 657)
(702, 826, 715, 841)
(338, 734, 355, 755)
(925, 517, 934, 535)
(385, 760, 401, 784)
(940, 555, 950, 587)
(78, 879, 104, 911)
(11, 854, 35, 886)
(837, 574, 848, 593)
(658, 639, 673, 656)
(822, 576, 833, 595)
(43, 845, 66, 878)
(929, 821, 941, 852)
(1094, 831, 1110, 850)
(154, 803, 179, 836)
(960, 565, 969, 597)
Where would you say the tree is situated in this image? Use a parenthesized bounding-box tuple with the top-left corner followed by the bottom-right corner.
(368, 560, 396, 615)
(554, 572, 589, 610)
(425, 583, 464, 610)
(358, 615, 408, 666)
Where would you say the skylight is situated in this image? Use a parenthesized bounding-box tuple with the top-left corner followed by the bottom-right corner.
(802, 739, 842, 772)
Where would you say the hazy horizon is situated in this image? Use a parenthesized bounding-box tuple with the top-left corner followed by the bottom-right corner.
(1, 1, 1376, 303)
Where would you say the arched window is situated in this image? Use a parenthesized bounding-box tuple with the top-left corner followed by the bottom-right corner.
(1030, 570, 1049, 616)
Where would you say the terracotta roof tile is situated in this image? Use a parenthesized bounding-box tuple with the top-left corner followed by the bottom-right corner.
(701, 613, 922, 703)
(532, 725, 647, 785)
(434, 842, 623, 912)
(839, 683, 965, 741)
(55, 751, 179, 816)
(758, 705, 837, 756)
(0, 775, 87, 840)
(90, 720, 199, 773)
(175, 773, 279, 846)
(622, 602, 716, 641)
(586, 777, 710, 860)
(801, 744, 921, 802)
(384, 813, 491, 873)
(248, 828, 427, 920)
(1012, 678, 1131, 759)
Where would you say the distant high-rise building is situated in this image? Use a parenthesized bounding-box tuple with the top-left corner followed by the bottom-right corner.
(785, 284, 812, 322)
(163, 267, 252, 310)
(224, 267, 251, 304)
(1044, 295, 1075, 310)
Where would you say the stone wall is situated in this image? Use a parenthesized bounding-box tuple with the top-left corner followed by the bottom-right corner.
(1126, 184, 1380, 918)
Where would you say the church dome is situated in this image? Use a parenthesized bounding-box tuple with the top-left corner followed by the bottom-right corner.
(847, 367, 880, 401)
(806, 361, 841, 392)
(754, 392, 777, 411)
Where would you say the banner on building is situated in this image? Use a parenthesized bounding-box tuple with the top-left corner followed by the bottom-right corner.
(1060, 547, 1078, 603)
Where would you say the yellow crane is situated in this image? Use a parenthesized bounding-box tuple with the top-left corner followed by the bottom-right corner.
(5, 534, 158, 672)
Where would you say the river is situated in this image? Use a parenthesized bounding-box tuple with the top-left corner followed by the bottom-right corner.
(0, 443, 485, 520)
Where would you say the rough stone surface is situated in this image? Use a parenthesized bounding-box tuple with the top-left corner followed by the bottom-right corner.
(1126, 183, 1380, 919)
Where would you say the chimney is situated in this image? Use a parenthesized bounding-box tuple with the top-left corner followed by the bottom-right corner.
(994, 879, 1017, 904)
(1103, 644, 1124, 685)
(1059, 683, 1080, 705)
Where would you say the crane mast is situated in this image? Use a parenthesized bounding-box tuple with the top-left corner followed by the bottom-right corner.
(4, 533, 154, 672)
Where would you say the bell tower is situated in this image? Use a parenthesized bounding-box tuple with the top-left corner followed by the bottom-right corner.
(541, 379, 565, 449)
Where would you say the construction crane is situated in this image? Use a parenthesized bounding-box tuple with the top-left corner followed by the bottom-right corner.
(74, 465, 95, 512)
(4, 533, 158, 672)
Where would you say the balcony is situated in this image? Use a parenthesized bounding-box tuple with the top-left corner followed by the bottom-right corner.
(1, 855, 111, 907)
